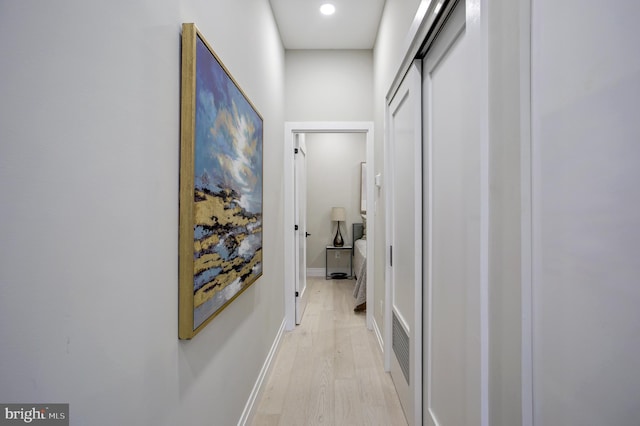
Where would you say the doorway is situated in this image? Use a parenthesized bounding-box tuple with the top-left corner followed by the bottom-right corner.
(284, 122, 374, 331)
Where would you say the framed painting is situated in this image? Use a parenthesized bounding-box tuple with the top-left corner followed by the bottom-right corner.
(179, 23, 263, 339)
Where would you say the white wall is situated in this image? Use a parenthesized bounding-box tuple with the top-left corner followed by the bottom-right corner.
(531, 1, 640, 425)
(305, 133, 366, 269)
(285, 50, 373, 121)
(284, 49, 373, 273)
(0, 1, 285, 425)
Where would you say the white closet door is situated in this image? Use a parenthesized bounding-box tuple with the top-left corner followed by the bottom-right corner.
(387, 60, 422, 426)
(422, 1, 483, 425)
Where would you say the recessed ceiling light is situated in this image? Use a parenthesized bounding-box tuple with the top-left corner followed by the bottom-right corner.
(320, 3, 336, 16)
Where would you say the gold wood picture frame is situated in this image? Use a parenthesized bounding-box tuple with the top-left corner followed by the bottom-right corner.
(179, 23, 263, 339)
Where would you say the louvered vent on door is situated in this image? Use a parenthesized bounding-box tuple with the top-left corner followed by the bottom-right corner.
(392, 311, 410, 384)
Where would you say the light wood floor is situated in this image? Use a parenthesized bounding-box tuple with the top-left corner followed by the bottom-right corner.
(251, 277, 407, 426)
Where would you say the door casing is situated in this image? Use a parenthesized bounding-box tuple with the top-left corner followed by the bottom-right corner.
(284, 122, 374, 331)
(294, 133, 308, 324)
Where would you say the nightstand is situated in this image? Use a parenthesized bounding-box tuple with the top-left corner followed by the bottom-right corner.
(325, 245, 353, 280)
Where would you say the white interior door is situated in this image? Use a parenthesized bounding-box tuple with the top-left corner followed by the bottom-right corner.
(294, 134, 308, 325)
(387, 61, 422, 426)
(422, 2, 483, 425)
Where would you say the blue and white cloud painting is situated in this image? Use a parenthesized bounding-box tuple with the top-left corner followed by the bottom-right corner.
(192, 36, 263, 329)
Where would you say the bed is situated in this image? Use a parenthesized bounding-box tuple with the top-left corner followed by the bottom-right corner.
(352, 221, 367, 311)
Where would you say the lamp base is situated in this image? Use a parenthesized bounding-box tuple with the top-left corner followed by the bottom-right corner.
(333, 224, 344, 247)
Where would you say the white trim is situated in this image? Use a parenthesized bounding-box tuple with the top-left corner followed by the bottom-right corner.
(383, 102, 393, 372)
(284, 124, 295, 331)
(479, 1, 490, 425)
(372, 313, 385, 354)
(424, 48, 435, 426)
(411, 62, 424, 426)
(365, 121, 375, 332)
(284, 122, 375, 331)
(306, 268, 325, 277)
(520, 0, 533, 424)
(237, 319, 286, 426)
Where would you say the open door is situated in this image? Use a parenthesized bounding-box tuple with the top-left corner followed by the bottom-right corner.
(386, 61, 423, 426)
(294, 133, 309, 325)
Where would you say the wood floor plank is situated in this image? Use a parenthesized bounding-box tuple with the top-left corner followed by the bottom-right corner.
(334, 327, 356, 380)
(250, 278, 407, 426)
(250, 413, 279, 426)
(334, 378, 363, 426)
(254, 334, 298, 415)
(382, 374, 410, 426)
(305, 350, 335, 425)
(277, 345, 314, 426)
(351, 327, 378, 371)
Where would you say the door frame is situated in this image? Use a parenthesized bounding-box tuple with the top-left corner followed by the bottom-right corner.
(284, 121, 374, 331)
(294, 133, 308, 325)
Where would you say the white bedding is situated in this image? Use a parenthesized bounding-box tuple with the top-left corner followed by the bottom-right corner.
(353, 238, 366, 279)
(353, 238, 367, 306)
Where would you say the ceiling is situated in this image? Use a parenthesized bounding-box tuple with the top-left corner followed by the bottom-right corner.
(269, 0, 387, 50)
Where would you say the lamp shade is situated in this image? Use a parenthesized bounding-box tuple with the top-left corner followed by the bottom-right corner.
(331, 207, 346, 222)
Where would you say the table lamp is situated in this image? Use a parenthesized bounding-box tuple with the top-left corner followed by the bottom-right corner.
(331, 207, 346, 247)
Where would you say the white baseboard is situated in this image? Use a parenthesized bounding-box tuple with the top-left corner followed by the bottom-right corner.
(237, 318, 286, 426)
(372, 316, 384, 354)
(306, 268, 325, 277)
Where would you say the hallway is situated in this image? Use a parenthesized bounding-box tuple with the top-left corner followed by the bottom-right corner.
(251, 277, 407, 425)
